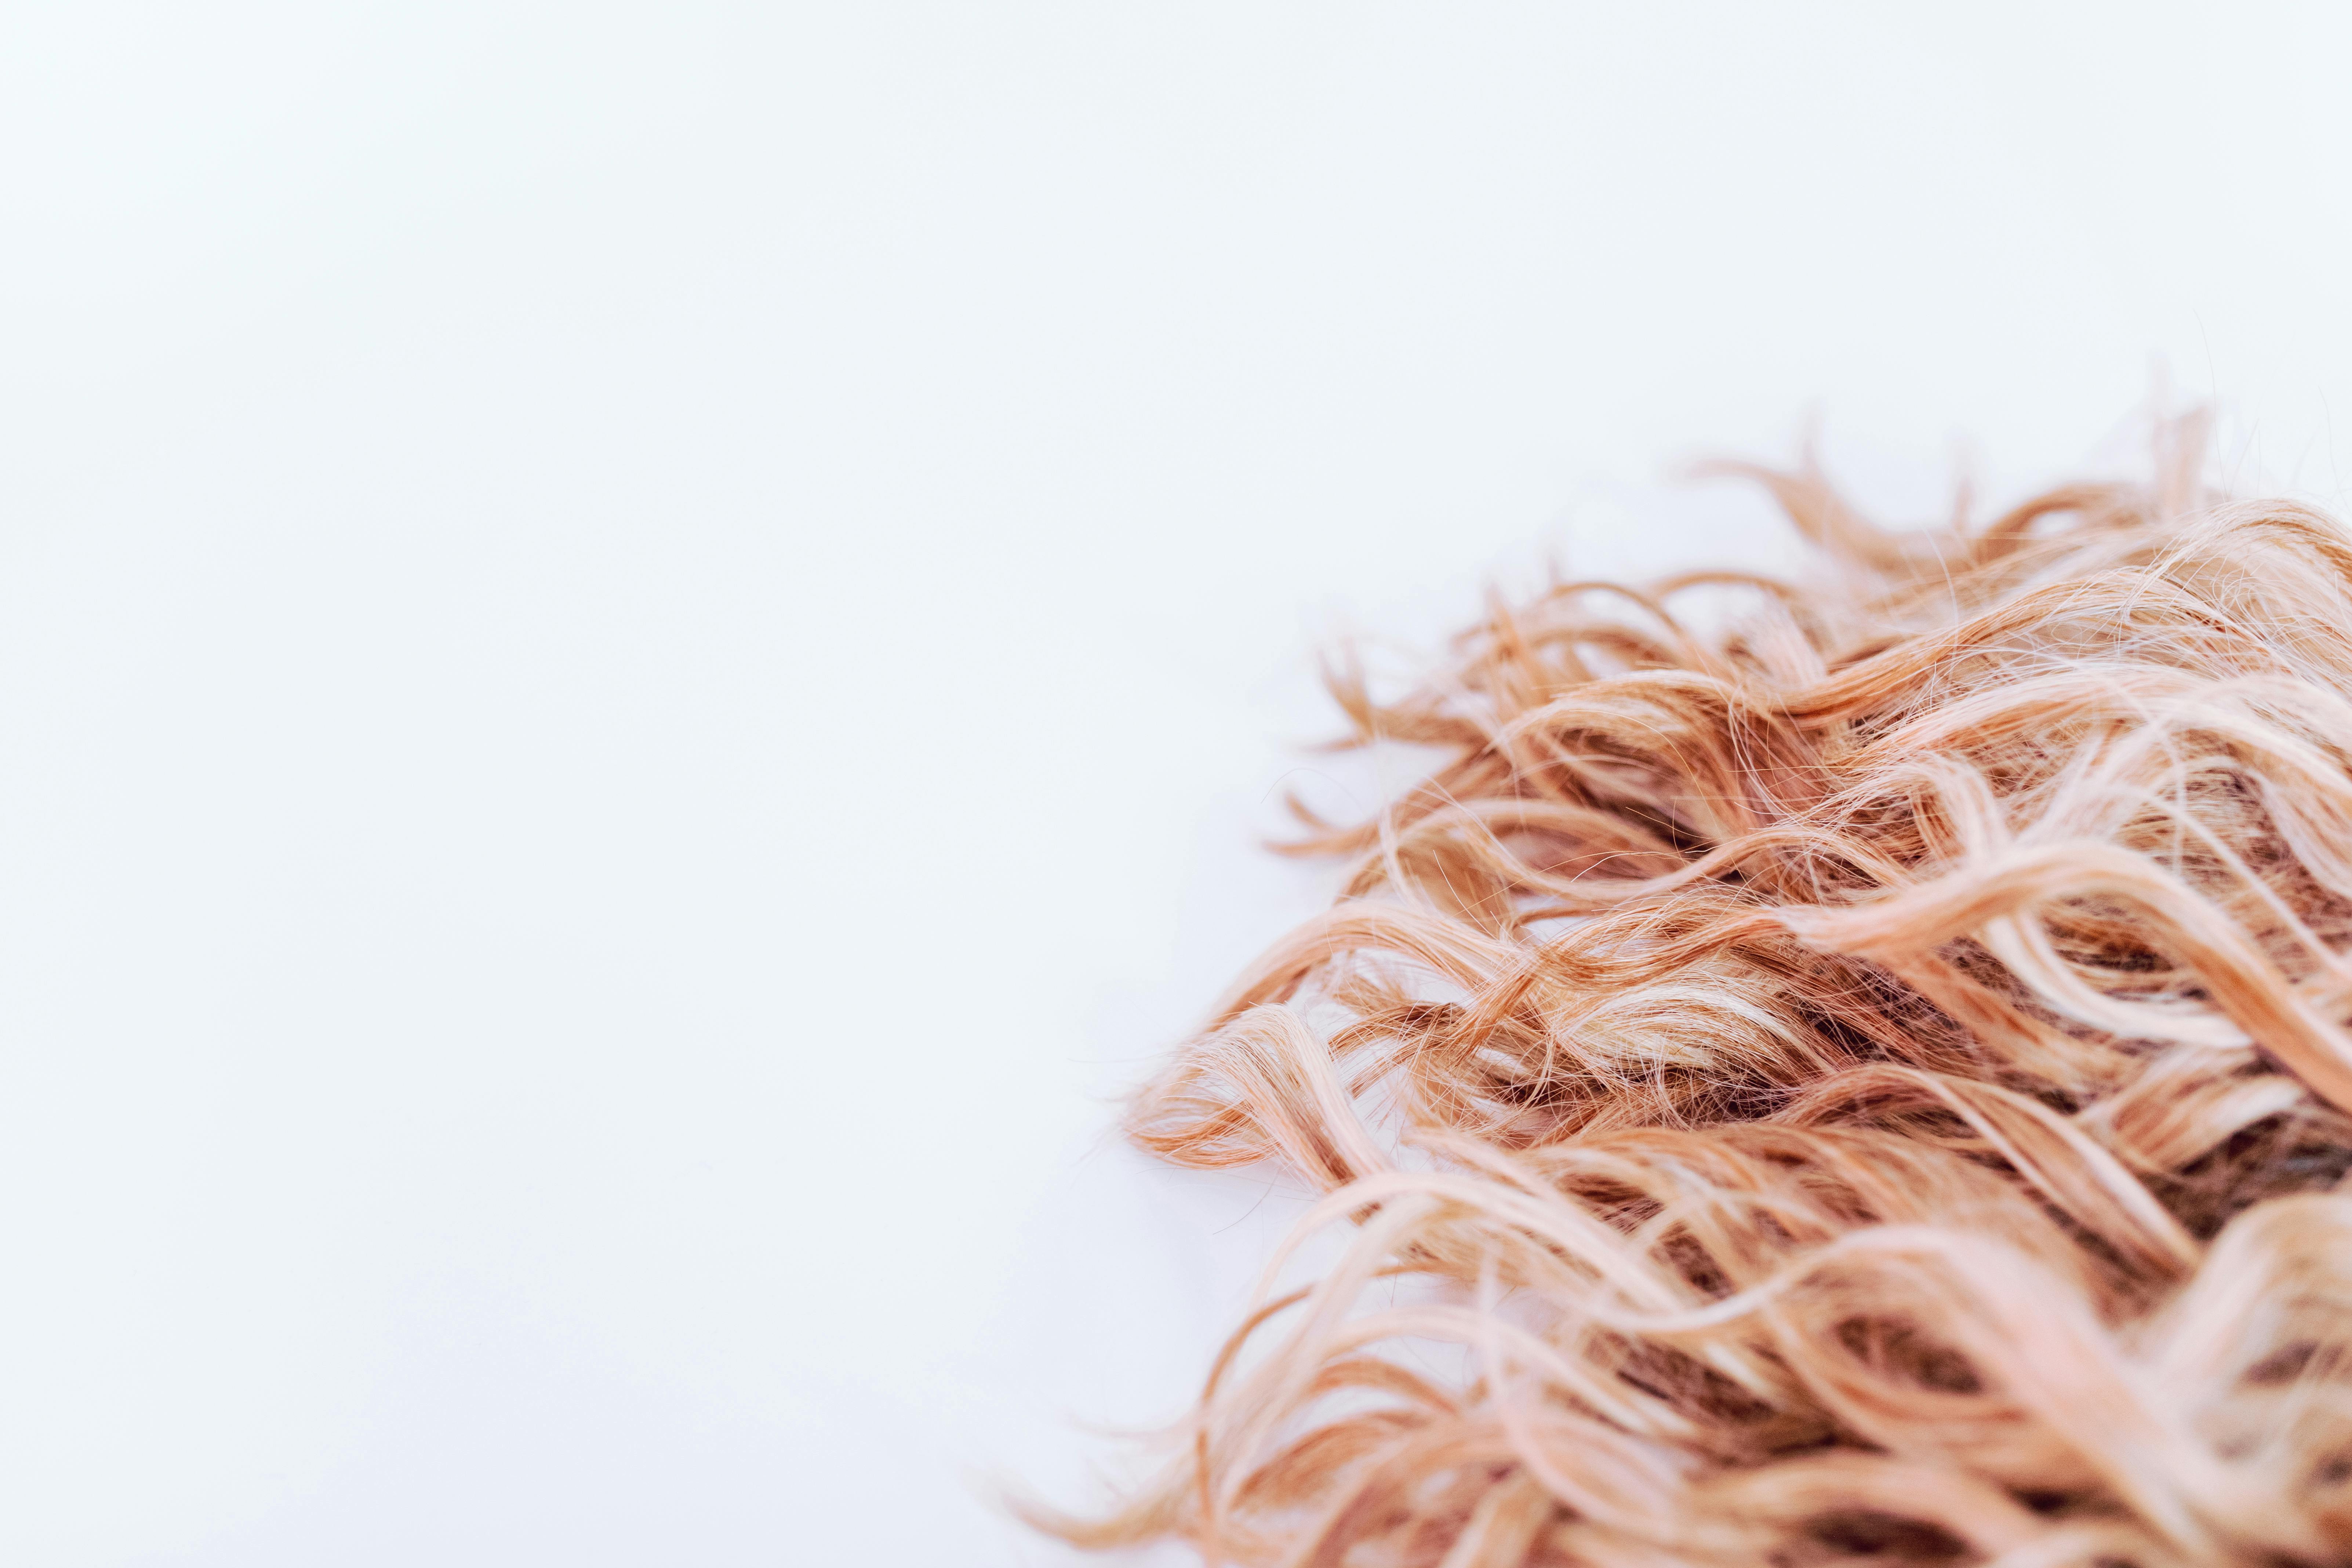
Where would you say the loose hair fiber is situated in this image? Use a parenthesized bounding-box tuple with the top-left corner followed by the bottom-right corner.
(1028, 416, 2352, 1568)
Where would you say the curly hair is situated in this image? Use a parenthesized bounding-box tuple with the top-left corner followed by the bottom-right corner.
(1035, 415, 2352, 1567)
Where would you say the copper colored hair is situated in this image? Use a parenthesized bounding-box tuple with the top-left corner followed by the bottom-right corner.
(1032, 417, 2352, 1567)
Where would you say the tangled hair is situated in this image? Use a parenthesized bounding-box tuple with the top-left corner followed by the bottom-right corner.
(1037, 416, 2352, 1567)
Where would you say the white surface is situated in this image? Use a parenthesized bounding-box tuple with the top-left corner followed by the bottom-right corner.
(6, 4, 2352, 1563)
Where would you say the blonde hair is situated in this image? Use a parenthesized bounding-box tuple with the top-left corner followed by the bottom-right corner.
(1036, 417, 2352, 1567)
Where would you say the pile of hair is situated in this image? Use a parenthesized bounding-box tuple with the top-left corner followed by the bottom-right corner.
(1035, 419, 2352, 1567)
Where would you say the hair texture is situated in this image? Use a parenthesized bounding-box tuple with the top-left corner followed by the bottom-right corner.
(1035, 417, 2352, 1568)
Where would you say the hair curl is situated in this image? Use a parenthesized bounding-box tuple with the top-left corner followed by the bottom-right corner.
(1040, 416, 2352, 1567)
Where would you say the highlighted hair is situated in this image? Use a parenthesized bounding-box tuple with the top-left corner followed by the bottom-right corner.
(1043, 418, 2352, 1565)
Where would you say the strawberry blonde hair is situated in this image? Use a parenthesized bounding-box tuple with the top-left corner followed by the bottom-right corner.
(1036, 417, 2352, 1567)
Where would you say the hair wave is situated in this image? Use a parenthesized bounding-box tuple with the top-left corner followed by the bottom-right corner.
(1043, 418, 2352, 1567)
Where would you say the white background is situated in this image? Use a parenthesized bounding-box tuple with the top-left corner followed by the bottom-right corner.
(6, 4, 2352, 1564)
